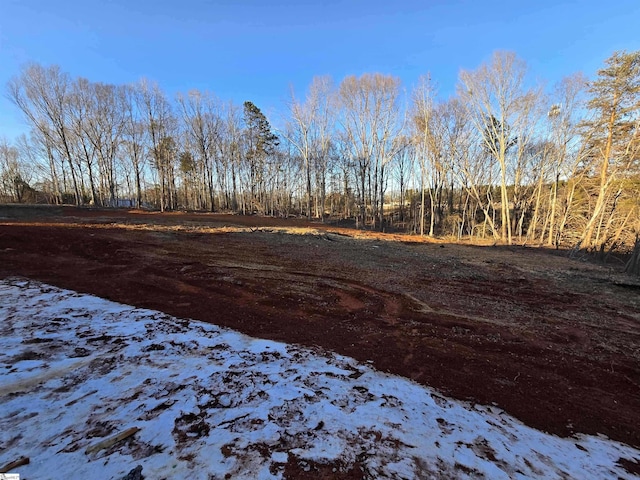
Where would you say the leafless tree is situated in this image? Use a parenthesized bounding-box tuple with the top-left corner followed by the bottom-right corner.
(176, 89, 223, 211)
(458, 51, 539, 244)
(0, 138, 31, 202)
(7, 64, 82, 204)
(537, 74, 587, 247)
(411, 75, 448, 236)
(338, 73, 403, 229)
(285, 76, 336, 220)
(138, 78, 177, 211)
(122, 84, 148, 208)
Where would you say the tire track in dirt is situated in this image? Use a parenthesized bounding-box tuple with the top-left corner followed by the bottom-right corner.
(1, 213, 640, 450)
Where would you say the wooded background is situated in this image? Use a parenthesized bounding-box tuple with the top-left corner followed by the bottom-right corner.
(1, 50, 639, 258)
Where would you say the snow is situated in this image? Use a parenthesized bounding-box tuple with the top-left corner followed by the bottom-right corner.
(1, 277, 638, 479)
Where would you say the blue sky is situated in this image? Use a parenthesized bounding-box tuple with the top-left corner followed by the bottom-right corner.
(1, 0, 639, 140)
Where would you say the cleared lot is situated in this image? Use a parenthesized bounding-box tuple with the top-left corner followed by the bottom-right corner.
(2, 278, 638, 478)
(1, 207, 639, 475)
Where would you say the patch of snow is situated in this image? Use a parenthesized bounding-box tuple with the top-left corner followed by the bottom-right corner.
(1, 278, 639, 479)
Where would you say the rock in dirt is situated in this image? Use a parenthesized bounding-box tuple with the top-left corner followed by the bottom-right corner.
(120, 465, 143, 480)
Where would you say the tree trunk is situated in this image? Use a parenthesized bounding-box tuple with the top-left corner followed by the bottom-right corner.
(499, 153, 511, 244)
(580, 100, 617, 250)
(306, 159, 312, 220)
(545, 175, 559, 245)
(420, 176, 426, 236)
(625, 236, 640, 276)
(428, 187, 435, 237)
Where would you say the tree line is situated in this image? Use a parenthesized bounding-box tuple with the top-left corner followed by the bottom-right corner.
(1, 50, 639, 256)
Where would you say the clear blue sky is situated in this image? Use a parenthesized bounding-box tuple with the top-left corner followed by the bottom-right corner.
(1, 0, 639, 140)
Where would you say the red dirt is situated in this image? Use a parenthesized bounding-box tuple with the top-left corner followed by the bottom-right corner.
(1, 206, 639, 454)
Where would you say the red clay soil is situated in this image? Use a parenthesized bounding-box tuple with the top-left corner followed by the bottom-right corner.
(1, 206, 640, 454)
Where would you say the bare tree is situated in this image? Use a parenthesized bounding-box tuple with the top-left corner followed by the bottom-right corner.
(176, 90, 223, 211)
(435, 97, 500, 239)
(338, 73, 402, 229)
(538, 74, 587, 246)
(68, 77, 99, 205)
(87, 82, 127, 206)
(0, 138, 32, 202)
(411, 75, 447, 236)
(17, 129, 63, 204)
(122, 84, 148, 208)
(285, 76, 336, 220)
(7, 64, 82, 204)
(390, 136, 414, 226)
(458, 51, 539, 244)
(138, 79, 177, 211)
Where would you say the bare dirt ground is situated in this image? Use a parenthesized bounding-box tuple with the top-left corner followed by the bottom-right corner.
(1, 206, 639, 458)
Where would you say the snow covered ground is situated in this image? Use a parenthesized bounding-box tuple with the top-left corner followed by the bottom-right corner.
(1, 278, 638, 479)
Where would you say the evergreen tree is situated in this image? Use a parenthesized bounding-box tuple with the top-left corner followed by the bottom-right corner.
(242, 101, 279, 210)
(579, 50, 640, 250)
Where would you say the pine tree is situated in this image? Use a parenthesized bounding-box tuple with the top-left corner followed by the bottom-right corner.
(242, 101, 279, 210)
(579, 51, 640, 250)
